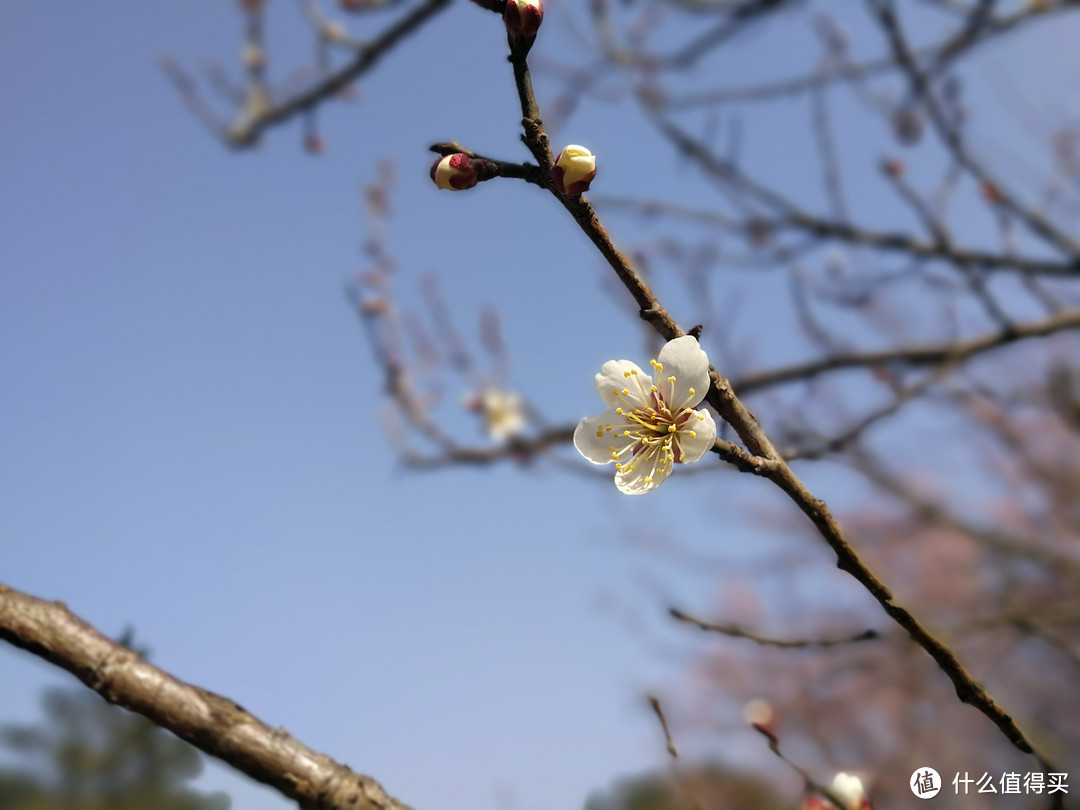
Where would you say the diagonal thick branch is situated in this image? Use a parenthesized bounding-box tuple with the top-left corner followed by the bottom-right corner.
(0, 583, 411, 810)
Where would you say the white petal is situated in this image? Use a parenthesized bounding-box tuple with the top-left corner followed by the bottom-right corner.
(574, 411, 633, 465)
(614, 455, 671, 495)
(674, 408, 716, 463)
(595, 360, 649, 410)
(481, 389, 526, 440)
(558, 146, 596, 187)
(830, 773, 867, 808)
(657, 335, 711, 407)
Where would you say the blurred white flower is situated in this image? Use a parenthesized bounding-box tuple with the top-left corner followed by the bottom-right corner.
(830, 772, 871, 809)
(741, 698, 775, 729)
(574, 335, 716, 494)
(465, 388, 527, 441)
(322, 22, 349, 43)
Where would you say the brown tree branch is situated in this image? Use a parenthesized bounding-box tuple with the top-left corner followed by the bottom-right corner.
(731, 308, 1080, 394)
(663, 2, 1070, 109)
(502, 23, 1063, 780)
(165, 0, 451, 147)
(669, 607, 879, 649)
(870, 0, 1080, 259)
(0, 583, 411, 810)
(647, 117, 1080, 277)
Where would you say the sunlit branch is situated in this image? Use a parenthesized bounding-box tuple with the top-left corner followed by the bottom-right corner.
(0, 584, 410, 810)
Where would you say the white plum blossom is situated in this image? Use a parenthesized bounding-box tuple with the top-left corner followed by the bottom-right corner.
(574, 335, 716, 494)
(464, 388, 527, 441)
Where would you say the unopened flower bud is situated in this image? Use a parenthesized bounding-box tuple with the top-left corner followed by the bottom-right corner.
(742, 698, 775, 731)
(892, 105, 923, 145)
(241, 43, 266, 71)
(431, 153, 479, 191)
(550, 144, 596, 196)
(323, 22, 349, 43)
(504, 0, 543, 39)
(881, 157, 904, 178)
(980, 180, 1006, 206)
(359, 297, 388, 316)
(746, 218, 772, 248)
(830, 773, 871, 810)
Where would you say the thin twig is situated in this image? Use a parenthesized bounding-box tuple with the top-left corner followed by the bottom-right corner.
(669, 607, 879, 649)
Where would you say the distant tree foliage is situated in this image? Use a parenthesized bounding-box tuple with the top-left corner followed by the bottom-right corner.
(0, 684, 230, 810)
(584, 764, 787, 810)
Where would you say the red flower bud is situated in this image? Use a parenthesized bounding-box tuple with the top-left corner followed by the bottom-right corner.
(431, 153, 479, 190)
(881, 157, 904, 178)
(980, 180, 1006, 206)
(504, 0, 543, 39)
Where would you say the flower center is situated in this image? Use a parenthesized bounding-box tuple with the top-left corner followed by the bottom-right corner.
(601, 360, 706, 485)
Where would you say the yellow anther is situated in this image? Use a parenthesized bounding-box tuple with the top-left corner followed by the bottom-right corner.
(688, 387, 695, 396)
(623, 370, 631, 377)
(612, 388, 620, 397)
(622, 388, 630, 396)
(611, 452, 618, 460)
(615, 408, 623, 415)
(667, 425, 677, 433)
(697, 413, 705, 421)
(651, 385, 657, 392)
(644, 476, 653, 484)
(667, 376, 676, 383)
(689, 431, 697, 439)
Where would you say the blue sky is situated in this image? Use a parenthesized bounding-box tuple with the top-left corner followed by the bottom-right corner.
(2, 3, 1077, 810)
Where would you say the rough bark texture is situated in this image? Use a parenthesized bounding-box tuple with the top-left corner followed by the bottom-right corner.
(0, 583, 411, 810)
